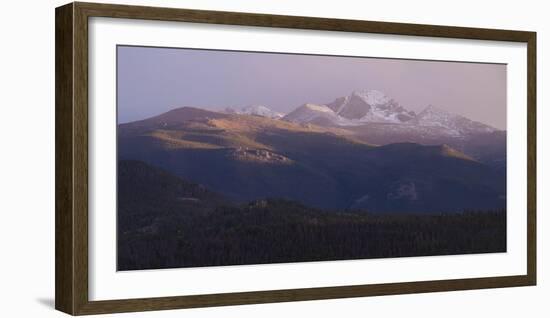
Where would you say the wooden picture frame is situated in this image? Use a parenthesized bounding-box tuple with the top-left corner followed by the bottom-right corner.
(56, 2, 536, 315)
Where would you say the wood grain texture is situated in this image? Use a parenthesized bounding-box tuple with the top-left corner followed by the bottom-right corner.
(55, 1, 537, 315)
(73, 2, 90, 313)
(75, 1, 534, 41)
(526, 32, 537, 285)
(75, 276, 533, 315)
(55, 3, 75, 315)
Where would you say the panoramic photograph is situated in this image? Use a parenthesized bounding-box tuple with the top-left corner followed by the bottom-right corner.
(116, 45, 507, 271)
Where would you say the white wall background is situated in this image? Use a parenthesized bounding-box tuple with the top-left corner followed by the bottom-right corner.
(0, 0, 547, 316)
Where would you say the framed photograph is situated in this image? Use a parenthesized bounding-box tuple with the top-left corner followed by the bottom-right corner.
(55, 2, 536, 315)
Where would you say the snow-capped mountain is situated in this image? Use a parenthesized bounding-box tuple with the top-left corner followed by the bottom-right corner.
(413, 105, 497, 136)
(223, 90, 499, 144)
(226, 105, 284, 119)
(283, 103, 344, 126)
(284, 90, 418, 127)
(283, 90, 498, 138)
(327, 90, 417, 124)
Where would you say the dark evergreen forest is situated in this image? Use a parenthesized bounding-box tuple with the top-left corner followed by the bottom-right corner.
(117, 160, 506, 270)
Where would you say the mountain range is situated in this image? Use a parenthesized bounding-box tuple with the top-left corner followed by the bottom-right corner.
(118, 91, 506, 213)
(225, 90, 506, 170)
(284, 90, 497, 134)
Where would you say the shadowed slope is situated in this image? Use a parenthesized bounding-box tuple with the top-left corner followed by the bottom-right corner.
(118, 107, 505, 212)
(117, 160, 506, 270)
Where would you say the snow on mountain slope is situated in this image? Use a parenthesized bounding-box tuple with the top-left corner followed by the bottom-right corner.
(284, 90, 418, 127)
(287, 90, 498, 137)
(225, 105, 284, 119)
(327, 90, 416, 124)
(413, 105, 497, 135)
(283, 103, 347, 126)
(223, 90, 499, 139)
(353, 89, 390, 106)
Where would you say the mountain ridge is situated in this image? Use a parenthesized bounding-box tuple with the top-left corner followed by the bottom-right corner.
(125, 89, 502, 136)
(284, 90, 501, 134)
(118, 106, 505, 213)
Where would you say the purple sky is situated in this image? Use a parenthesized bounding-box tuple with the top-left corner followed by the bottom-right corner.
(117, 45, 506, 129)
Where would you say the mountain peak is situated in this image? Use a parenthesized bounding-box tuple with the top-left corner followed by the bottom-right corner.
(228, 105, 284, 119)
(283, 103, 342, 125)
(149, 106, 226, 123)
(419, 104, 451, 116)
(351, 89, 390, 106)
(326, 90, 414, 123)
(415, 105, 497, 135)
(242, 104, 270, 112)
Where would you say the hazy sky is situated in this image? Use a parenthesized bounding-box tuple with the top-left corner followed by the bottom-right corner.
(118, 45, 506, 129)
